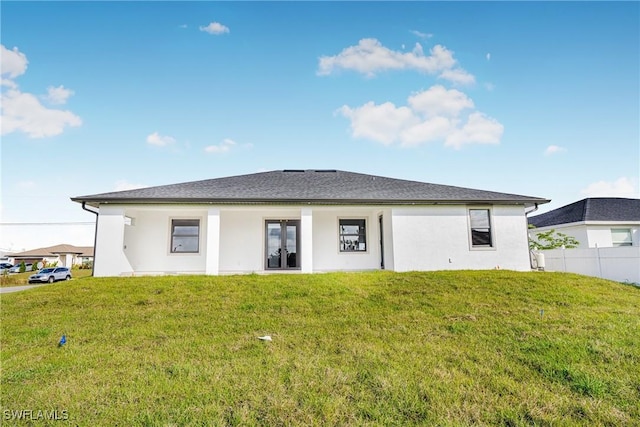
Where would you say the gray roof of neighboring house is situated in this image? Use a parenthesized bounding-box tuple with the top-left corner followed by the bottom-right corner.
(528, 198, 640, 228)
(72, 169, 549, 207)
(8, 244, 94, 258)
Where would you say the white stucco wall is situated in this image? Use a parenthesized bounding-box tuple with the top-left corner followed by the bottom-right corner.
(218, 207, 383, 273)
(218, 209, 265, 273)
(311, 208, 383, 272)
(391, 205, 531, 272)
(98, 206, 209, 276)
(94, 206, 133, 277)
(93, 203, 533, 276)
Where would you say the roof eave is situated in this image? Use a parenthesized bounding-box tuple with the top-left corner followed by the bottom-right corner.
(72, 197, 550, 207)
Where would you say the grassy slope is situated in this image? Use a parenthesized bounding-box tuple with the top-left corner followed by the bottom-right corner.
(1, 271, 638, 426)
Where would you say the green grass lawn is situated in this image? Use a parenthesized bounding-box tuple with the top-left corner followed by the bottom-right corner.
(1, 271, 638, 426)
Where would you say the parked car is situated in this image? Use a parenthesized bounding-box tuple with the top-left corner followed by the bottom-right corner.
(28, 267, 72, 284)
(0, 262, 13, 272)
(9, 263, 33, 273)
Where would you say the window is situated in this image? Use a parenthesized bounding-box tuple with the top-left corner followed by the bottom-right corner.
(611, 228, 632, 247)
(339, 219, 366, 252)
(469, 209, 493, 248)
(171, 219, 200, 253)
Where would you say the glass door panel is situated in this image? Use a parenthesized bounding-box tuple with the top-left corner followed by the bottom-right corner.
(286, 223, 298, 268)
(266, 222, 282, 268)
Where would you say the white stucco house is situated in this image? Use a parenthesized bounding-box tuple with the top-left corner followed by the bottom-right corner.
(528, 198, 640, 248)
(72, 170, 549, 277)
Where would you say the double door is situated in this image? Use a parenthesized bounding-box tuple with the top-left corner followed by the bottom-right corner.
(266, 220, 300, 270)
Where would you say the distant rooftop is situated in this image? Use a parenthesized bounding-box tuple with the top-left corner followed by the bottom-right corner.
(73, 169, 549, 207)
(7, 244, 94, 258)
(528, 198, 640, 228)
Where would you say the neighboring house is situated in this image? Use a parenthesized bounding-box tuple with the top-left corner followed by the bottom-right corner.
(7, 244, 94, 268)
(528, 198, 640, 248)
(71, 169, 549, 277)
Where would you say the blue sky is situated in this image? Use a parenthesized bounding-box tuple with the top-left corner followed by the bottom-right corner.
(1, 1, 638, 252)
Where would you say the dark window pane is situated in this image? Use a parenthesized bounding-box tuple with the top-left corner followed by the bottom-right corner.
(470, 210, 492, 247)
(471, 229, 492, 246)
(339, 219, 366, 251)
(171, 219, 199, 253)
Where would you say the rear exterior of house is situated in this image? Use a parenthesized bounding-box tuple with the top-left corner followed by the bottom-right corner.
(73, 170, 549, 277)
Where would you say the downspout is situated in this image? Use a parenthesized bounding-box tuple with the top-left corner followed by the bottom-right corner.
(82, 202, 99, 277)
(525, 203, 539, 269)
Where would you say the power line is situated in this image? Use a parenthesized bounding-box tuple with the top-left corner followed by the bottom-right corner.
(0, 222, 95, 226)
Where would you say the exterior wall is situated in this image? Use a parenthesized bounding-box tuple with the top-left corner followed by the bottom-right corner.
(93, 203, 532, 276)
(391, 205, 531, 272)
(218, 206, 383, 273)
(218, 209, 269, 273)
(121, 206, 209, 275)
(530, 223, 640, 248)
(311, 207, 382, 272)
(94, 206, 133, 277)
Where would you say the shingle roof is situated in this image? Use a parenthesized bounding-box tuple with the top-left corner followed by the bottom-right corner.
(528, 198, 640, 228)
(72, 170, 549, 207)
(8, 244, 94, 258)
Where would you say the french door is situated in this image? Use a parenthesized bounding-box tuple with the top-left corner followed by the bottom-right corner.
(265, 220, 300, 270)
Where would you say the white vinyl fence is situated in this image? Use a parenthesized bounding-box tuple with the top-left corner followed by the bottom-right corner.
(537, 246, 640, 284)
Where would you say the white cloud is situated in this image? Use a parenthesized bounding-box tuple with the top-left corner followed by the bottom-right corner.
(411, 30, 433, 39)
(179, 24, 188, 29)
(338, 102, 417, 145)
(338, 85, 502, 149)
(205, 138, 236, 153)
(317, 38, 473, 84)
(114, 180, 148, 192)
(1, 88, 82, 138)
(146, 132, 176, 147)
(44, 85, 74, 105)
(444, 112, 503, 149)
(438, 68, 476, 85)
(0, 45, 28, 78)
(544, 145, 567, 156)
(1, 45, 81, 139)
(408, 85, 474, 117)
(486, 53, 491, 61)
(199, 22, 230, 35)
(580, 177, 639, 198)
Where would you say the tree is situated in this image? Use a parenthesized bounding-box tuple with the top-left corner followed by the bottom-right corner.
(19, 261, 26, 273)
(529, 227, 579, 250)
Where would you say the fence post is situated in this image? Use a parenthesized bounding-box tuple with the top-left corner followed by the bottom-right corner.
(561, 246, 567, 272)
(596, 243, 602, 278)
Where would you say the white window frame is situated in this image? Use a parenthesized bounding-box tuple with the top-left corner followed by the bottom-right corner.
(611, 228, 632, 247)
(338, 218, 368, 253)
(169, 218, 201, 254)
(467, 207, 495, 250)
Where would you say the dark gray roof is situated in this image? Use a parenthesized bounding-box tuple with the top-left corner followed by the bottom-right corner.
(72, 170, 549, 207)
(529, 198, 640, 228)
